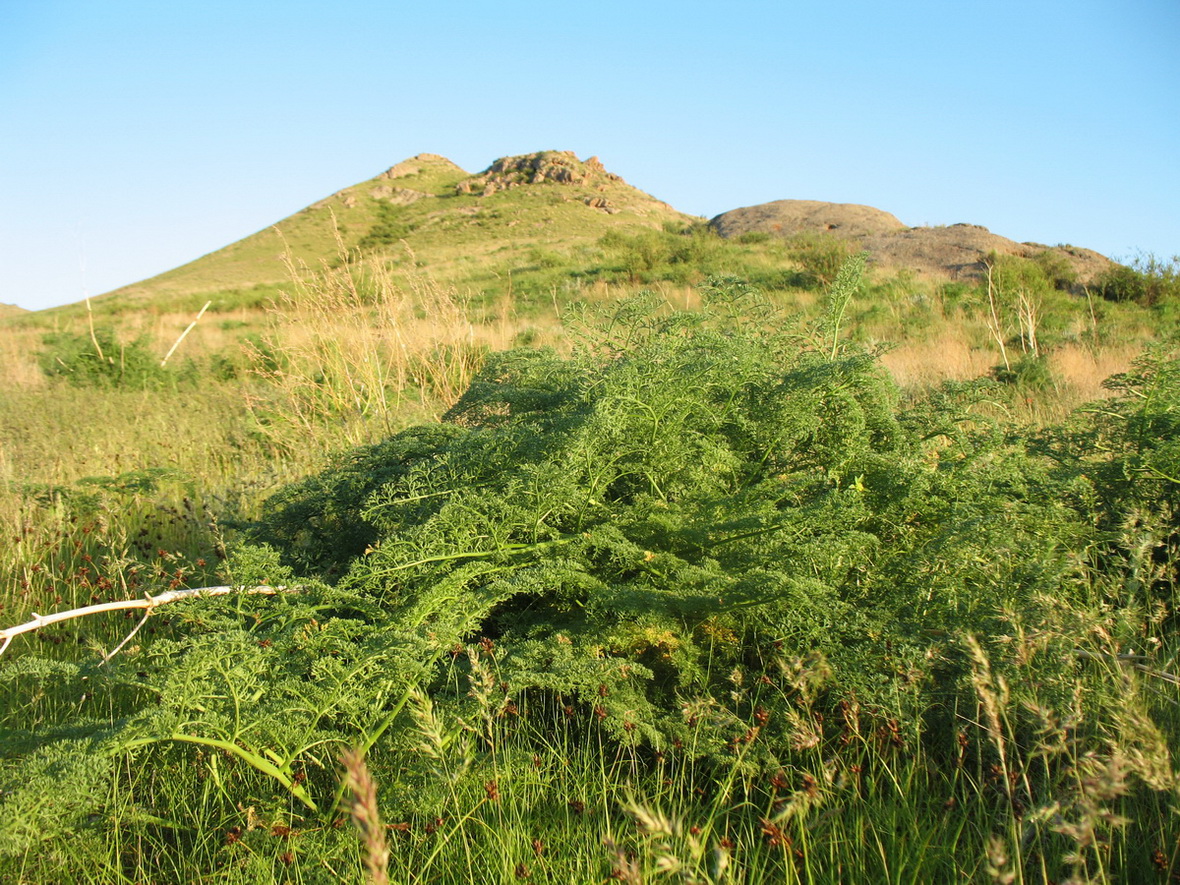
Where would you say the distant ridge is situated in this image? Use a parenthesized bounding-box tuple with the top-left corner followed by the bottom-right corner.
(45, 151, 1121, 315)
(709, 199, 1113, 285)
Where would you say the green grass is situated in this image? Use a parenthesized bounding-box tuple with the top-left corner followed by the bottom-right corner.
(2, 195, 1179, 883)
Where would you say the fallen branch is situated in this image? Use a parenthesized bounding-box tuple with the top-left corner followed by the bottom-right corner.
(1074, 649, 1149, 663)
(1133, 663, 1180, 687)
(0, 585, 294, 660)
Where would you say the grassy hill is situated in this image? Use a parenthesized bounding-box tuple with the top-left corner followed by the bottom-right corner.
(0, 149, 1170, 455)
(80, 151, 696, 317)
(1, 149, 1172, 418)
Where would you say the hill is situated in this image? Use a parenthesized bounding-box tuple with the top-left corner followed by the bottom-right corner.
(709, 199, 1113, 285)
(87, 151, 694, 314)
(4, 148, 1145, 376)
(22, 152, 1129, 320)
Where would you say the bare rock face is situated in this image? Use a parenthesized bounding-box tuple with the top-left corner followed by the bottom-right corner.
(382, 153, 461, 180)
(584, 196, 618, 213)
(861, 224, 1112, 282)
(710, 199, 906, 240)
(456, 151, 624, 196)
(710, 200, 1114, 285)
(368, 185, 433, 205)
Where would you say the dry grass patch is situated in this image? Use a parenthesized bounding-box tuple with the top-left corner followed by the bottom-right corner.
(246, 243, 558, 454)
(1050, 342, 1140, 400)
(878, 325, 997, 388)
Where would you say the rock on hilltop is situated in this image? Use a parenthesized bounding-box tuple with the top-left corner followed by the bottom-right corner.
(710, 199, 1113, 285)
(453, 151, 678, 216)
(710, 199, 906, 240)
(457, 151, 621, 196)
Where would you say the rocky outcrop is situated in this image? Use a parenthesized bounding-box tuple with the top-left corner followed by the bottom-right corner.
(456, 151, 623, 197)
(710, 199, 1114, 285)
(584, 196, 618, 213)
(368, 185, 433, 205)
(861, 224, 1113, 283)
(710, 199, 906, 240)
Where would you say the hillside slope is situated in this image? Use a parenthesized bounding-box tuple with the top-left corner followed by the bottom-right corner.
(91, 151, 694, 313)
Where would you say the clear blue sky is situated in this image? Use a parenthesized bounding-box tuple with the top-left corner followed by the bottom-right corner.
(2, 0, 1177, 311)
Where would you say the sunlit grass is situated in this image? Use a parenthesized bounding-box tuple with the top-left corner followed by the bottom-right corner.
(0, 249, 1176, 882)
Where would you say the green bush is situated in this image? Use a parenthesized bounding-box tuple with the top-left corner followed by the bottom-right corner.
(736, 230, 772, 245)
(1032, 248, 1080, 291)
(358, 202, 416, 250)
(1096, 264, 1150, 303)
(984, 250, 1052, 298)
(37, 329, 179, 389)
(237, 277, 1091, 741)
(991, 353, 1057, 392)
(598, 225, 731, 284)
(1094, 254, 1180, 306)
(782, 231, 855, 288)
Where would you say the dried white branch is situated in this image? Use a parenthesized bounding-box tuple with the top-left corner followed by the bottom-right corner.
(1074, 649, 1149, 663)
(161, 300, 212, 366)
(0, 585, 294, 660)
(1134, 664, 1180, 686)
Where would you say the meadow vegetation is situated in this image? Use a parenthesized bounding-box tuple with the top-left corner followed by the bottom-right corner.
(1, 233, 1178, 883)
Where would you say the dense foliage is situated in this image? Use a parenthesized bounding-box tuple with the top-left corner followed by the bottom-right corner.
(1094, 253, 1180, 306)
(37, 328, 185, 389)
(2, 275, 1178, 881)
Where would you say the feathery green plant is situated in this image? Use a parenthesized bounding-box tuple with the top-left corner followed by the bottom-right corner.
(2, 267, 1178, 882)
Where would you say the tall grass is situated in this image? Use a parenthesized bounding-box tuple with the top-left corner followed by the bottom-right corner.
(0, 252, 1175, 882)
(245, 239, 545, 455)
(0, 239, 532, 647)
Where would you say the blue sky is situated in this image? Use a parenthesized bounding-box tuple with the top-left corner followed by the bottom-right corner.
(1, 0, 1177, 311)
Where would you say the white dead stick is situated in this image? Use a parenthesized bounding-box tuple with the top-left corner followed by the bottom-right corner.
(0, 585, 294, 662)
(161, 300, 212, 367)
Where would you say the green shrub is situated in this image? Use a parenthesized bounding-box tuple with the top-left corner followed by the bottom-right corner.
(1033, 248, 1080, 291)
(984, 250, 1052, 298)
(240, 274, 1095, 742)
(1094, 254, 1180, 306)
(37, 329, 177, 389)
(597, 225, 731, 284)
(1080, 345, 1180, 548)
(991, 354, 1057, 392)
(1096, 264, 1150, 303)
(782, 231, 855, 288)
(736, 230, 772, 245)
(358, 202, 416, 250)
(525, 246, 566, 269)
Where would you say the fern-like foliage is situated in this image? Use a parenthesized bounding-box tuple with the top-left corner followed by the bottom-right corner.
(3, 275, 1176, 879)
(245, 280, 1098, 745)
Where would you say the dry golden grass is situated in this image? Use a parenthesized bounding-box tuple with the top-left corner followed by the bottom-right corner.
(878, 325, 997, 388)
(0, 323, 48, 389)
(245, 241, 561, 454)
(1049, 342, 1139, 400)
